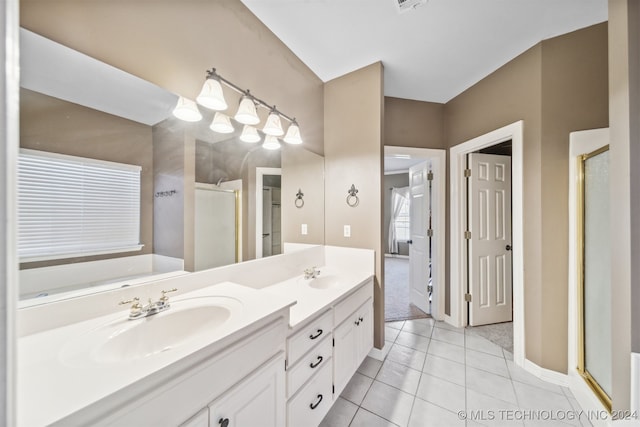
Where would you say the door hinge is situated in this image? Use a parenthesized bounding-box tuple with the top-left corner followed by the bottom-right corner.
(427, 171, 434, 181)
(464, 230, 471, 239)
(464, 293, 472, 302)
(427, 284, 433, 293)
(427, 229, 434, 238)
(464, 168, 471, 178)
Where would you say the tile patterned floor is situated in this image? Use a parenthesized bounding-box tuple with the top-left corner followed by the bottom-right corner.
(320, 319, 592, 427)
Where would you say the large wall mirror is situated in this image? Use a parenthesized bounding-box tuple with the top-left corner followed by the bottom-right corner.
(19, 29, 325, 305)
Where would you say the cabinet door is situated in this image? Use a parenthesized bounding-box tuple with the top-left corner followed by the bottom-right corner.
(356, 300, 374, 363)
(333, 316, 358, 397)
(209, 355, 285, 427)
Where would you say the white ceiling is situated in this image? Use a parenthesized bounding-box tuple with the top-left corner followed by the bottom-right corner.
(240, 0, 607, 103)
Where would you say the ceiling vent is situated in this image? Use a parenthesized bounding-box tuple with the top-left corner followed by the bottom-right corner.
(393, 0, 428, 14)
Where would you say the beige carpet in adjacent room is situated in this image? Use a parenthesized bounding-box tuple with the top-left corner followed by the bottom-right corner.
(384, 257, 429, 322)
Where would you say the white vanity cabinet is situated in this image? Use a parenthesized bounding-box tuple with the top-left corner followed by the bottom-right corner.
(209, 355, 285, 427)
(284, 278, 374, 427)
(333, 281, 374, 397)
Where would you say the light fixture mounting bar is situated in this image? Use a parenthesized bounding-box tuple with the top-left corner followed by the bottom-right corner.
(206, 68, 297, 124)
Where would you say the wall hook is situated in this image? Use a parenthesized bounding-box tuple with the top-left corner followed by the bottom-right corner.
(346, 184, 359, 207)
(295, 188, 304, 208)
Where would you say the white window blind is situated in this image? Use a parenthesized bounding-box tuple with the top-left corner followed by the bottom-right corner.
(18, 149, 142, 261)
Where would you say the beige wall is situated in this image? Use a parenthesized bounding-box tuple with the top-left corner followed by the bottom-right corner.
(384, 97, 445, 149)
(444, 23, 608, 373)
(324, 63, 385, 348)
(20, 89, 154, 268)
(282, 146, 325, 246)
(609, 0, 639, 411)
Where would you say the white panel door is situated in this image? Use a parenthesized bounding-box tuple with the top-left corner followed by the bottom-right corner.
(468, 153, 512, 326)
(409, 162, 430, 314)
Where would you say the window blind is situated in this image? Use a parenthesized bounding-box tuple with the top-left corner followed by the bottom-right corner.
(18, 149, 142, 261)
(394, 198, 411, 242)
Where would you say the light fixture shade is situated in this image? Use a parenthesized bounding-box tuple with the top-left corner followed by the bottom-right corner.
(283, 122, 303, 144)
(234, 96, 260, 125)
(209, 112, 234, 134)
(172, 96, 202, 122)
(262, 135, 281, 150)
(263, 111, 284, 137)
(240, 125, 261, 143)
(196, 79, 228, 111)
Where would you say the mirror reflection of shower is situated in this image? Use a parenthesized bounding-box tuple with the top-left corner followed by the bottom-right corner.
(256, 168, 282, 259)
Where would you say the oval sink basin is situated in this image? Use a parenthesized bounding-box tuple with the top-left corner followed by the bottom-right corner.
(60, 296, 242, 366)
(304, 275, 340, 289)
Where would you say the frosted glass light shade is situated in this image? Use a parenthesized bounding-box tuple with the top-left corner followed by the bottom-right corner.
(196, 79, 228, 111)
(234, 96, 260, 125)
(240, 125, 261, 143)
(263, 112, 284, 137)
(283, 123, 303, 144)
(172, 97, 202, 122)
(209, 112, 234, 134)
(262, 135, 281, 150)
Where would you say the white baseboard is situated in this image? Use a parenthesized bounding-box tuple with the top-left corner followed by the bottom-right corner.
(368, 343, 391, 361)
(523, 358, 570, 387)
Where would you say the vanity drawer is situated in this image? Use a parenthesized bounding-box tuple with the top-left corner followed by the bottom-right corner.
(287, 361, 332, 427)
(286, 334, 332, 398)
(287, 309, 332, 365)
(334, 279, 373, 326)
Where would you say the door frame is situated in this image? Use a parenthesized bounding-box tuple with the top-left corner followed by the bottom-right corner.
(255, 167, 281, 259)
(449, 120, 524, 366)
(383, 146, 446, 321)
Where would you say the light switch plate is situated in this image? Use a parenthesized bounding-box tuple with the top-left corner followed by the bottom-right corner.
(344, 225, 351, 238)
(301, 224, 308, 235)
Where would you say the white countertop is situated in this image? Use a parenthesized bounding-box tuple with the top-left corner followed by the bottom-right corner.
(263, 267, 374, 328)
(18, 282, 295, 427)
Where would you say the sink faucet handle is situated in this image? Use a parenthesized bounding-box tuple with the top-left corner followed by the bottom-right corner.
(119, 297, 143, 316)
(119, 296, 140, 307)
(160, 288, 178, 303)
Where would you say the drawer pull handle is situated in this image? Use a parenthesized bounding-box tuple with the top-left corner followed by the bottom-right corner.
(309, 329, 323, 340)
(219, 418, 229, 427)
(310, 394, 323, 410)
(355, 320, 360, 326)
(359, 316, 364, 322)
(309, 355, 323, 368)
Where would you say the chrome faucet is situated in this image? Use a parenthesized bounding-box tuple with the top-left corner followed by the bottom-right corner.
(304, 267, 321, 280)
(119, 288, 178, 320)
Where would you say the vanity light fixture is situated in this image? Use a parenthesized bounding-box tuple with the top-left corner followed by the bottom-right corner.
(209, 112, 234, 134)
(240, 125, 261, 143)
(262, 108, 284, 137)
(176, 67, 304, 146)
(262, 135, 281, 150)
(172, 96, 202, 122)
(196, 71, 228, 111)
(283, 120, 303, 145)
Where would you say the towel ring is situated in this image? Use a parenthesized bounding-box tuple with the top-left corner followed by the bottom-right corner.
(346, 184, 359, 207)
(295, 189, 304, 208)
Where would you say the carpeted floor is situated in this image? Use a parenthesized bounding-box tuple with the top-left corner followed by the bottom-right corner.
(466, 321, 514, 354)
(384, 257, 429, 322)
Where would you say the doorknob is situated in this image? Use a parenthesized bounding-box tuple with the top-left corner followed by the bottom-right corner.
(407, 240, 413, 244)
(506, 244, 512, 251)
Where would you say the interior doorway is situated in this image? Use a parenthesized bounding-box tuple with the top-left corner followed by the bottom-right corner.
(449, 120, 525, 366)
(255, 167, 282, 259)
(383, 146, 446, 323)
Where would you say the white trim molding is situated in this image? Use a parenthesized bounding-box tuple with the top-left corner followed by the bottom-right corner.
(449, 120, 524, 367)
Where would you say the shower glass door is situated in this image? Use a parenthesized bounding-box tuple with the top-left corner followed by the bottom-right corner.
(578, 145, 611, 410)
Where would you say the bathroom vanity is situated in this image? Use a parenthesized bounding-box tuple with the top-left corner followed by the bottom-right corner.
(17, 245, 374, 427)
